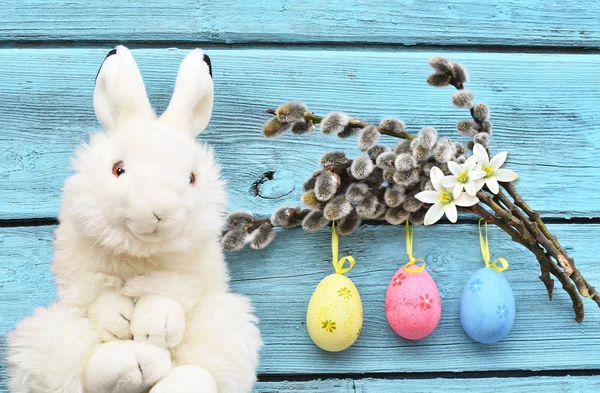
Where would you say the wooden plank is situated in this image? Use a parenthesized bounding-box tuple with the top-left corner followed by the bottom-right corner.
(353, 376, 600, 392)
(1, 223, 600, 376)
(1, 1, 599, 47)
(0, 48, 599, 219)
(249, 376, 600, 392)
(255, 379, 352, 393)
(0, 372, 598, 392)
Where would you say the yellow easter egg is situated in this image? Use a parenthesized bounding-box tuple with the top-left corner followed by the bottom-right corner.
(306, 273, 363, 352)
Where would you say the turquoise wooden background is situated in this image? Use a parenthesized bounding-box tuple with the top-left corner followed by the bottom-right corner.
(1, 1, 600, 392)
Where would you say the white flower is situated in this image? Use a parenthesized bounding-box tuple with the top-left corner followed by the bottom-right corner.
(415, 167, 479, 225)
(442, 156, 486, 198)
(472, 143, 518, 194)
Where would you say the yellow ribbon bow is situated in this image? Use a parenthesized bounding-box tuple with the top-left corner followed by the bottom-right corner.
(331, 221, 355, 275)
(479, 218, 509, 272)
(403, 221, 426, 274)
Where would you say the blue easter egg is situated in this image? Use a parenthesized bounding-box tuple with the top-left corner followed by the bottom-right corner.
(460, 267, 515, 344)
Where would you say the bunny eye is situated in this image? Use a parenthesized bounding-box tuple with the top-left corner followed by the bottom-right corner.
(112, 161, 125, 177)
(189, 173, 196, 185)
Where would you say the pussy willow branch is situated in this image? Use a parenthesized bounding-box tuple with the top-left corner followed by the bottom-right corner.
(251, 112, 596, 321)
(265, 109, 415, 140)
(221, 208, 313, 237)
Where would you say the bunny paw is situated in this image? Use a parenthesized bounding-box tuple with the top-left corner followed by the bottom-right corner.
(150, 365, 217, 393)
(130, 295, 186, 349)
(88, 292, 135, 341)
(84, 340, 171, 393)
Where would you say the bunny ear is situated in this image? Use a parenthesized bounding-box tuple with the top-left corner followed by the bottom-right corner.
(94, 46, 155, 131)
(159, 49, 214, 138)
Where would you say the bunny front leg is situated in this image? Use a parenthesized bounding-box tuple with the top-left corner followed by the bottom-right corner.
(84, 340, 172, 393)
(130, 295, 186, 349)
(150, 365, 217, 393)
(88, 291, 135, 341)
(123, 271, 202, 349)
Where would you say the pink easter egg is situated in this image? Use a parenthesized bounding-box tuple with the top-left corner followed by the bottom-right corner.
(385, 265, 442, 340)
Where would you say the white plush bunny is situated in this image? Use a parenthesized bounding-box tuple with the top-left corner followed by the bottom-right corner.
(7, 46, 262, 393)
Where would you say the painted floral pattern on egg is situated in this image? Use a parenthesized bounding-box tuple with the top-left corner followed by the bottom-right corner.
(419, 294, 433, 310)
(496, 304, 509, 320)
(469, 279, 483, 293)
(337, 287, 352, 299)
(321, 320, 337, 332)
(392, 272, 406, 287)
(385, 266, 442, 340)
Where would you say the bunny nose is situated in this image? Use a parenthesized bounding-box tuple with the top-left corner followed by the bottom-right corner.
(153, 213, 163, 221)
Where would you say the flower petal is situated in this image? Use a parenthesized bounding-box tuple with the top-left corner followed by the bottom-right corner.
(494, 168, 519, 182)
(490, 151, 508, 170)
(453, 183, 463, 199)
(447, 161, 462, 176)
(443, 176, 457, 188)
(464, 180, 479, 196)
(415, 191, 439, 204)
(486, 177, 499, 194)
(430, 166, 444, 191)
(473, 143, 489, 165)
(475, 178, 485, 190)
(444, 203, 458, 223)
(424, 202, 445, 225)
(464, 155, 477, 172)
(470, 170, 486, 181)
(455, 192, 479, 207)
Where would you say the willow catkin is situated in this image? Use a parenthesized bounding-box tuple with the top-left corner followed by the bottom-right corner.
(321, 111, 350, 135)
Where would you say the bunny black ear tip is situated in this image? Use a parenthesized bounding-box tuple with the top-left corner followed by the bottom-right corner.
(203, 54, 213, 79)
(95, 48, 118, 82)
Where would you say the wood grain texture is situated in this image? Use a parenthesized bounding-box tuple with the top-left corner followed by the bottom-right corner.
(1, 223, 599, 377)
(1, 374, 598, 393)
(352, 376, 600, 392)
(254, 376, 600, 392)
(1, 359, 600, 393)
(1, 371, 598, 393)
(0, 48, 599, 219)
(1, 1, 599, 47)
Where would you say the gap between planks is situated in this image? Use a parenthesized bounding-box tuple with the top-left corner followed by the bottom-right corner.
(2, 217, 600, 229)
(0, 41, 600, 54)
(257, 368, 600, 383)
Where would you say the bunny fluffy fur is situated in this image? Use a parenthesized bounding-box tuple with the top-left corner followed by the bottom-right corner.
(6, 46, 262, 393)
